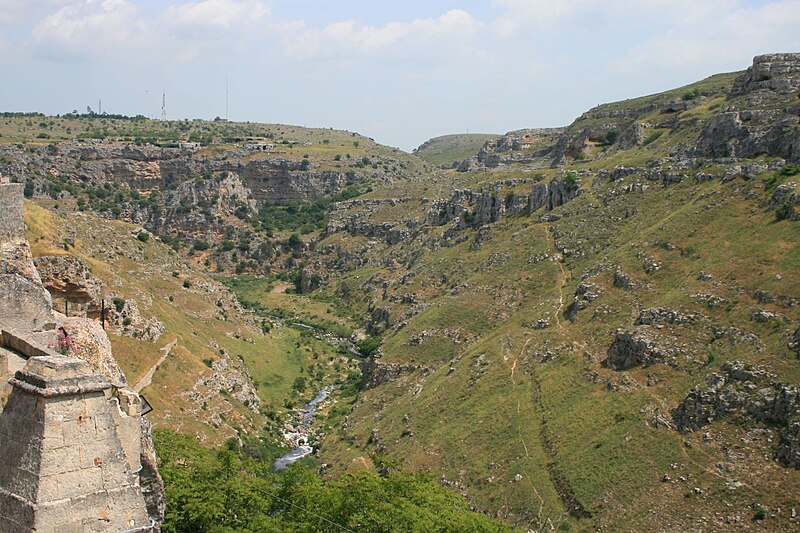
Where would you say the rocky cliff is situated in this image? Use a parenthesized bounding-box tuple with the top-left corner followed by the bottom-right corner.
(0, 180, 165, 529)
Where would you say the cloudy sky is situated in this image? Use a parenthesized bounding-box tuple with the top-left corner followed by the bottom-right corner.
(1, 0, 798, 150)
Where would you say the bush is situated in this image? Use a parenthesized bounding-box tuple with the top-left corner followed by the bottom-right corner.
(153, 429, 513, 532)
(136, 231, 150, 242)
(112, 297, 125, 312)
(753, 505, 766, 521)
(192, 239, 209, 251)
(183, 280, 192, 289)
(603, 129, 620, 146)
(564, 172, 579, 191)
(780, 163, 800, 176)
(292, 376, 306, 393)
(776, 201, 795, 221)
(122, 317, 132, 327)
(682, 88, 701, 101)
(643, 130, 664, 146)
(357, 336, 382, 357)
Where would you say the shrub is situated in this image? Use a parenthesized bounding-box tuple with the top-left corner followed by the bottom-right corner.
(775, 201, 795, 221)
(192, 239, 209, 251)
(603, 129, 620, 146)
(753, 505, 766, 521)
(357, 336, 382, 357)
(136, 231, 150, 242)
(122, 317, 132, 327)
(182, 280, 192, 289)
(780, 163, 800, 176)
(682, 88, 701, 101)
(643, 130, 664, 146)
(112, 297, 125, 312)
(564, 172, 579, 191)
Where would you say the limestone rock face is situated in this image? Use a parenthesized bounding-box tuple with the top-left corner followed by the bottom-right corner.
(0, 181, 24, 241)
(731, 53, 800, 96)
(61, 314, 128, 387)
(531, 178, 582, 212)
(360, 357, 428, 390)
(635, 308, 697, 326)
(107, 298, 166, 343)
(35, 254, 102, 316)
(0, 356, 152, 532)
(0, 183, 54, 335)
(184, 350, 261, 416)
(672, 361, 800, 468)
(691, 54, 800, 163)
(605, 329, 671, 370)
(790, 326, 800, 356)
(770, 182, 800, 221)
(0, 182, 164, 530)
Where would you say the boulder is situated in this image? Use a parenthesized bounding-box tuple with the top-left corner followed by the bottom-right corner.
(605, 329, 671, 370)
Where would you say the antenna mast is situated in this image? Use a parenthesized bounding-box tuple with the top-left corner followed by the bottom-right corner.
(161, 90, 167, 121)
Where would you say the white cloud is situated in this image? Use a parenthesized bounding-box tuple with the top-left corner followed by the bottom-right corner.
(31, 0, 146, 57)
(0, 0, 71, 25)
(27, 0, 272, 61)
(613, 1, 800, 75)
(287, 9, 480, 59)
(163, 0, 268, 29)
(491, 0, 739, 35)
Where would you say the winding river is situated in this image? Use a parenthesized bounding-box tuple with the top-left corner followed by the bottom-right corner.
(274, 385, 335, 470)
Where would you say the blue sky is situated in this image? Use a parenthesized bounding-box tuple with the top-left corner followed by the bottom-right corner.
(0, 1, 798, 150)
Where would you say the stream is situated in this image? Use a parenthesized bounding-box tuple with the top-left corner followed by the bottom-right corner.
(288, 321, 362, 357)
(274, 385, 335, 471)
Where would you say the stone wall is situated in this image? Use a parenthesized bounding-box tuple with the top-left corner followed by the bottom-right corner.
(0, 356, 152, 532)
(0, 182, 24, 241)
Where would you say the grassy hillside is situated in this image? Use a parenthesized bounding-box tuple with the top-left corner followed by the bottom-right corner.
(414, 133, 500, 166)
(23, 201, 357, 446)
(303, 63, 800, 531)
(10, 54, 800, 531)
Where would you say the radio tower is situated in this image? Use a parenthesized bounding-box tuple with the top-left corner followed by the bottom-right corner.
(161, 91, 167, 121)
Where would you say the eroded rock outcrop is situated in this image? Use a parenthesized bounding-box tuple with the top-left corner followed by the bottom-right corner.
(604, 329, 672, 370)
(0, 179, 165, 529)
(360, 357, 429, 390)
(107, 297, 166, 343)
(731, 53, 800, 96)
(531, 177, 583, 212)
(35, 254, 102, 316)
(672, 361, 800, 468)
(185, 350, 261, 415)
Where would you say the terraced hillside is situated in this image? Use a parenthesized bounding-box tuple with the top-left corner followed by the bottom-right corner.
(304, 54, 800, 531)
(2, 117, 429, 276)
(414, 133, 501, 167)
